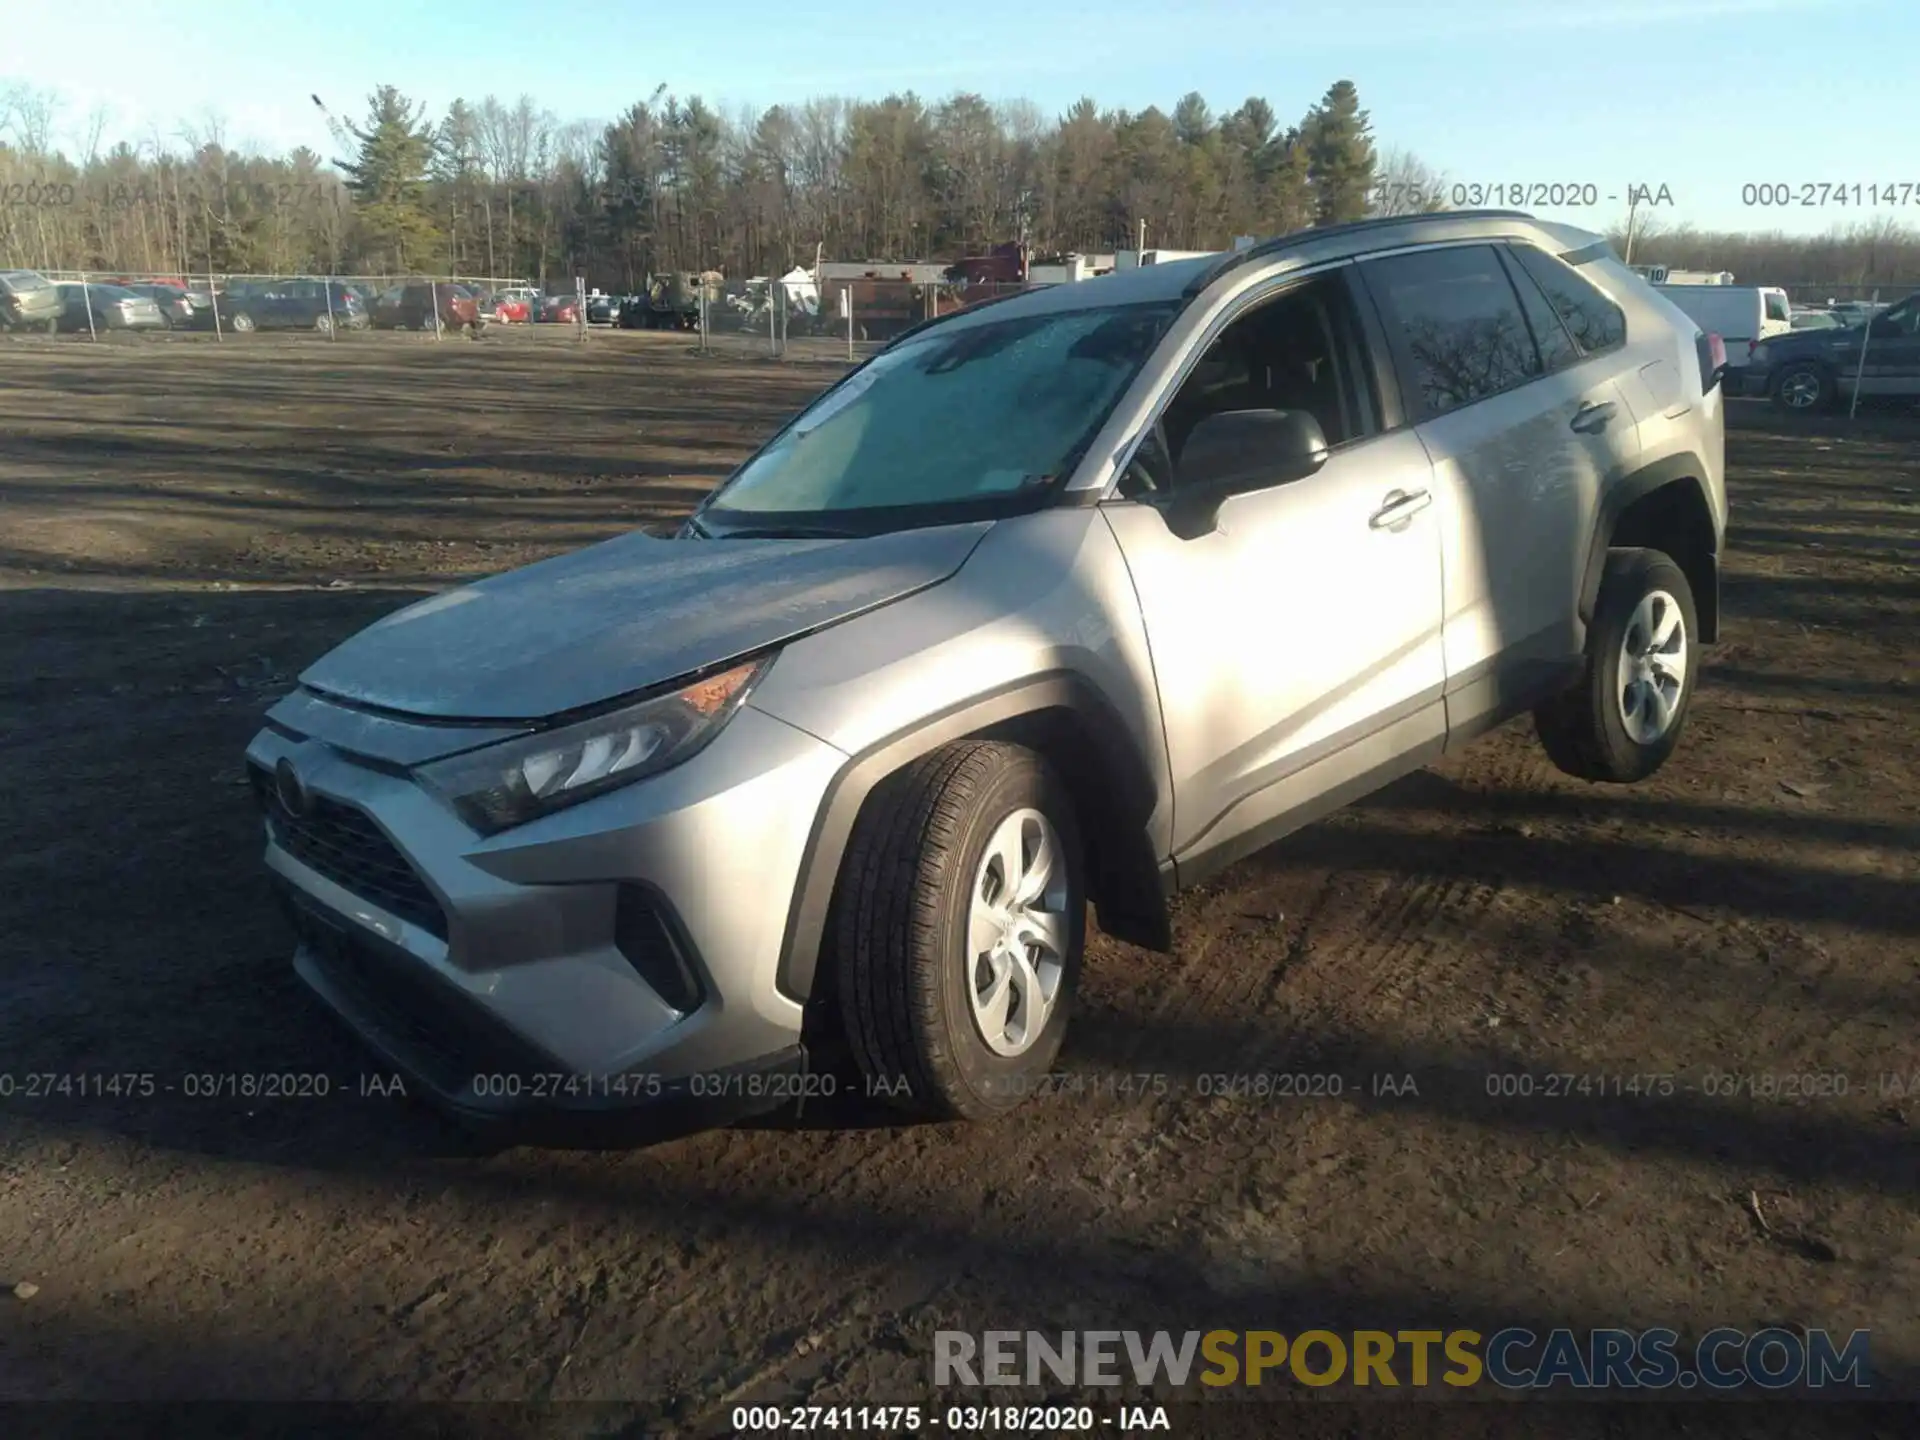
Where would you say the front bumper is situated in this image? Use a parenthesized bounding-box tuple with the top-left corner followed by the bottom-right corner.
(245, 688, 847, 1126)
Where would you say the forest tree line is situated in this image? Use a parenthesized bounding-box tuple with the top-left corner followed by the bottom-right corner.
(3, 79, 1917, 291)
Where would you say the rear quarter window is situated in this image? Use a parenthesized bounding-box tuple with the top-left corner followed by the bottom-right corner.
(1764, 292, 1790, 322)
(1509, 245, 1627, 355)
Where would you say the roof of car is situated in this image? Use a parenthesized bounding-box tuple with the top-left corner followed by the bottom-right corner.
(899, 210, 1611, 343)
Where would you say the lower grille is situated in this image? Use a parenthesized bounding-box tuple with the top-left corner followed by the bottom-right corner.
(250, 765, 447, 939)
(280, 886, 555, 1097)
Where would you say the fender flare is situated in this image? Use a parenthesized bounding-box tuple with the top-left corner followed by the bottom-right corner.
(774, 671, 1169, 1003)
(1578, 451, 1721, 640)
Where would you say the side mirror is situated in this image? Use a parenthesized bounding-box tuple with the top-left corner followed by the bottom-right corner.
(1163, 409, 1330, 538)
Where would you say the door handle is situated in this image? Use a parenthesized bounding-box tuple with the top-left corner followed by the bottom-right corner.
(1369, 488, 1432, 530)
(1570, 400, 1617, 433)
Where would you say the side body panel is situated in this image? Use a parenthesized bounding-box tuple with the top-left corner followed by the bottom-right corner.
(747, 507, 1174, 989)
(1100, 428, 1445, 863)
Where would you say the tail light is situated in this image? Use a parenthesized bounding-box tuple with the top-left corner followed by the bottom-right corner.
(1696, 332, 1727, 392)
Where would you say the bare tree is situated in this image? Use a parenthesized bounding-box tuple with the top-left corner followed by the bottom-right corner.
(1370, 148, 1448, 216)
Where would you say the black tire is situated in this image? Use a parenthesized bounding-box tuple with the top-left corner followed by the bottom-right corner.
(834, 741, 1086, 1121)
(1534, 547, 1700, 784)
(227, 311, 254, 334)
(1771, 360, 1832, 412)
(313, 313, 334, 335)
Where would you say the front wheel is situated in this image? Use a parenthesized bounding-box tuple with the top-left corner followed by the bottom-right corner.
(1771, 361, 1832, 412)
(1535, 547, 1699, 783)
(226, 311, 255, 334)
(834, 741, 1085, 1120)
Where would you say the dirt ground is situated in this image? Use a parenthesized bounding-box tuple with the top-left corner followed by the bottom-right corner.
(0, 331, 1915, 1429)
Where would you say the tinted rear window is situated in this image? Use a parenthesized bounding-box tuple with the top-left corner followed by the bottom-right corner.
(1363, 245, 1543, 419)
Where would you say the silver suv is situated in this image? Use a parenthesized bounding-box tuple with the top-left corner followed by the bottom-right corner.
(247, 211, 1727, 1132)
(0, 269, 62, 332)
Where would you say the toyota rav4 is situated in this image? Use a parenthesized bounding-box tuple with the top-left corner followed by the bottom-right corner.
(246, 210, 1727, 1133)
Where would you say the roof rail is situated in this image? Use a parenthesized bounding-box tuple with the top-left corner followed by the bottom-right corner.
(1184, 208, 1539, 295)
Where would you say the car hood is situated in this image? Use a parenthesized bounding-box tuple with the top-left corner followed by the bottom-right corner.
(1763, 324, 1864, 353)
(298, 521, 993, 721)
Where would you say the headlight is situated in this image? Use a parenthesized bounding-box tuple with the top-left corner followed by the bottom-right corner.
(415, 655, 770, 834)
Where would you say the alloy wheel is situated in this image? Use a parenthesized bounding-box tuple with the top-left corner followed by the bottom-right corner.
(1616, 589, 1689, 744)
(965, 808, 1071, 1058)
(1778, 370, 1822, 408)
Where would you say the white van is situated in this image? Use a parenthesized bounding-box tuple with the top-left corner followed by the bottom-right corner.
(1653, 284, 1792, 386)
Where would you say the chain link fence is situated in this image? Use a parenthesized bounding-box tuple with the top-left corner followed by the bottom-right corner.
(1780, 282, 1907, 306)
(687, 278, 1040, 363)
(6, 264, 1047, 363)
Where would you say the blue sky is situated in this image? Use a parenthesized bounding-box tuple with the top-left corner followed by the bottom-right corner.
(4, 0, 1910, 235)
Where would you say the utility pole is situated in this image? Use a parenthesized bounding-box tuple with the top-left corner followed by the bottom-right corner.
(1622, 191, 1641, 266)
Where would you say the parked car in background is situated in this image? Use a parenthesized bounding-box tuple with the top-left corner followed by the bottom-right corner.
(535, 292, 580, 324)
(53, 282, 167, 332)
(245, 211, 1727, 1131)
(488, 287, 537, 322)
(221, 279, 367, 334)
(1789, 308, 1842, 331)
(0, 268, 63, 332)
(1749, 288, 1920, 409)
(586, 292, 617, 325)
(123, 282, 216, 330)
(372, 282, 480, 332)
(1652, 284, 1791, 392)
(101, 273, 196, 291)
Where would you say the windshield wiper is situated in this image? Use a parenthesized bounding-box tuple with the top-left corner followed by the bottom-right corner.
(711, 523, 864, 540)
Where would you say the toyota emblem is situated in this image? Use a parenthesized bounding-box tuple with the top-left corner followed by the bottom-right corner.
(273, 757, 313, 817)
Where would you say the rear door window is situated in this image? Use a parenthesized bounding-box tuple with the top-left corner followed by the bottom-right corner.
(1361, 245, 1544, 420)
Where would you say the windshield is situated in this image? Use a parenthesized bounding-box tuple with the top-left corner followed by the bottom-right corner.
(699, 300, 1177, 529)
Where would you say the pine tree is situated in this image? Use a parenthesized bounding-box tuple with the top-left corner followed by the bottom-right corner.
(1302, 80, 1375, 226)
(336, 86, 442, 271)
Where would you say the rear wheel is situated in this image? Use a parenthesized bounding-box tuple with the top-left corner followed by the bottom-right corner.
(1535, 548, 1699, 783)
(834, 741, 1085, 1121)
(313, 313, 334, 335)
